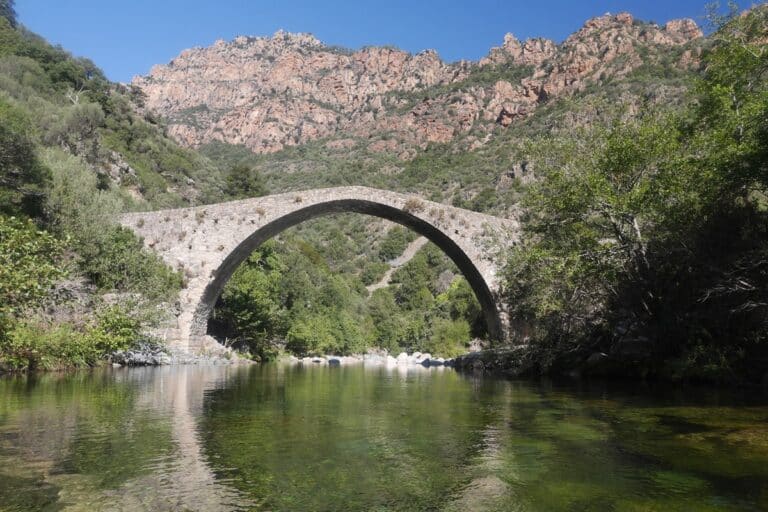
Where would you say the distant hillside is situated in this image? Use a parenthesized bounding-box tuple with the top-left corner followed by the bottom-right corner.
(134, 13, 703, 157)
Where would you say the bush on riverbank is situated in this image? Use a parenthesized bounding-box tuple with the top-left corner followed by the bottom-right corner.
(0, 304, 143, 371)
(0, 206, 165, 372)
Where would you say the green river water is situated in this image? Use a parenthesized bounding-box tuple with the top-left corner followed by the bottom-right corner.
(0, 364, 767, 511)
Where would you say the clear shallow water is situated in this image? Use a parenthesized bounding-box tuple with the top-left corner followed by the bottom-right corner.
(0, 365, 767, 511)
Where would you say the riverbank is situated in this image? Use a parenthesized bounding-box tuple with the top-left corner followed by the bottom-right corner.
(280, 351, 455, 368)
(110, 342, 254, 367)
(452, 346, 768, 388)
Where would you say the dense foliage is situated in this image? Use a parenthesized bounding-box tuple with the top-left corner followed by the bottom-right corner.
(503, 7, 768, 382)
(0, 215, 64, 315)
(210, 234, 485, 360)
(0, 15, 191, 370)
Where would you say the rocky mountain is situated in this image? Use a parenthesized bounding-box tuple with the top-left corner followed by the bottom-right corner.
(133, 13, 703, 157)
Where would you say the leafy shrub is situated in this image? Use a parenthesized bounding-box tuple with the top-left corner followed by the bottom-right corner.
(85, 304, 142, 354)
(225, 164, 268, 199)
(424, 318, 470, 358)
(0, 98, 50, 217)
(81, 227, 182, 301)
(377, 226, 416, 261)
(0, 321, 87, 371)
(0, 304, 143, 371)
(0, 214, 65, 315)
(360, 261, 389, 285)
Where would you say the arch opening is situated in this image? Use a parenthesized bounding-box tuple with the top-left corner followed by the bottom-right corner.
(190, 199, 504, 344)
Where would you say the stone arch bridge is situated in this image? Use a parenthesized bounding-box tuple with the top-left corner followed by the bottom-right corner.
(119, 186, 519, 352)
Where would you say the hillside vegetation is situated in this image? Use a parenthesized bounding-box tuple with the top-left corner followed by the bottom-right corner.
(502, 6, 768, 382)
(1, 1, 767, 383)
(0, 3, 208, 370)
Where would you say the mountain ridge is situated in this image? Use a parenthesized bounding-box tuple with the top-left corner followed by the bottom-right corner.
(132, 12, 703, 157)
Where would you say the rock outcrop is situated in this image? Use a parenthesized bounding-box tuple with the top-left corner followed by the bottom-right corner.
(133, 13, 703, 155)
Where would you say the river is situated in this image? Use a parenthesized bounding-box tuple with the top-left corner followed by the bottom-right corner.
(0, 364, 766, 511)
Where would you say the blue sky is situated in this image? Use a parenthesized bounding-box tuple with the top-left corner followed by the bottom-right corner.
(18, 1, 727, 83)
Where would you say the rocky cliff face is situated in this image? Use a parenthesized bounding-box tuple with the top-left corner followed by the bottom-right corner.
(133, 13, 702, 155)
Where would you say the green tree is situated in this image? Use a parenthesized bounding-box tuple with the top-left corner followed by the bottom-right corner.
(226, 164, 268, 199)
(0, 0, 16, 28)
(425, 318, 470, 358)
(213, 241, 288, 359)
(377, 226, 415, 261)
(0, 215, 64, 316)
(0, 100, 50, 218)
(44, 149, 181, 300)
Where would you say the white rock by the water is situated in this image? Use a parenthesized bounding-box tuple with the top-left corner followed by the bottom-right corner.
(281, 351, 457, 369)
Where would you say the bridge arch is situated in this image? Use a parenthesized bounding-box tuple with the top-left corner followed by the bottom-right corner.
(191, 199, 503, 342)
(119, 186, 518, 352)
